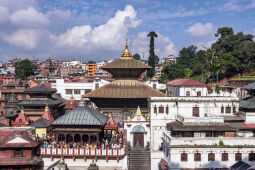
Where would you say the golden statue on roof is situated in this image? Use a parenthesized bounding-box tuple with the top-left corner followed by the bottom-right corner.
(121, 38, 132, 59)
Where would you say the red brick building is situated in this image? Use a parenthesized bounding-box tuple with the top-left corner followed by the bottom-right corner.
(0, 127, 42, 169)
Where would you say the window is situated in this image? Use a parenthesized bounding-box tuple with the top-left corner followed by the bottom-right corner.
(66, 89, 72, 94)
(186, 91, 190, 96)
(193, 107, 199, 117)
(225, 106, 231, 114)
(159, 106, 164, 113)
(95, 83, 99, 89)
(208, 153, 215, 161)
(14, 149, 23, 157)
(194, 153, 201, 161)
(166, 106, 169, 114)
(85, 89, 91, 94)
(154, 106, 157, 114)
(235, 153, 242, 161)
(221, 105, 224, 114)
(153, 84, 157, 89)
(74, 89, 81, 94)
(233, 106, 236, 113)
(222, 153, 228, 161)
(249, 153, 255, 161)
(197, 91, 201, 96)
(181, 153, 187, 161)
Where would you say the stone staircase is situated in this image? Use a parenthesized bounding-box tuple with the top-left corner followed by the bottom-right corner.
(129, 148, 151, 170)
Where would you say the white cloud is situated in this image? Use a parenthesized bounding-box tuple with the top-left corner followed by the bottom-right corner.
(3, 29, 53, 50)
(253, 28, 255, 34)
(0, 6, 9, 24)
(220, 0, 255, 12)
(10, 7, 49, 28)
(55, 5, 141, 53)
(185, 22, 214, 37)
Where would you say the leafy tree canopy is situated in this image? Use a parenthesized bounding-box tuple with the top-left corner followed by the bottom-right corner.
(15, 59, 37, 80)
(133, 53, 141, 60)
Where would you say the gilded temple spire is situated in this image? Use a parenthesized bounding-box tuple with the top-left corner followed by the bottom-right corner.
(121, 38, 132, 59)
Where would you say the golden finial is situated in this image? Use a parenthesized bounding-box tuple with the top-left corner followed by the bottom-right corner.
(135, 106, 142, 116)
(121, 38, 132, 59)
(127, 116, 131, 121)
(45, 103, 49, 111)
(21, 106, 24, 113)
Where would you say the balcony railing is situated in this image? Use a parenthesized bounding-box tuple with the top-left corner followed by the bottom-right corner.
(162, 131, 255, 147)
(40, 147, 126, 160)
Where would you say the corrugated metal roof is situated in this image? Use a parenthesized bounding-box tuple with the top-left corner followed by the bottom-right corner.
(240, 95, 255, 109)
(85, 80, 166, 98)
(30, 118, 51, 128)
(242, 82, 255, 90)
(52, 106, 107, 126)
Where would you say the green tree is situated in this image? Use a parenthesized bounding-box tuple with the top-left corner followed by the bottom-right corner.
(212, 27, 255, 75)
(147, 31, 159, 78)
(133, 53, 140, 60)
(162, 63, 185, 81)
(15, 59, 37, 80)
(88, 60, 96, 64)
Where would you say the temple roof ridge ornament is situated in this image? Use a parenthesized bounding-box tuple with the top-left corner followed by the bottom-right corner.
(135, 106, 142, 117)
(121, 38, 132, 59)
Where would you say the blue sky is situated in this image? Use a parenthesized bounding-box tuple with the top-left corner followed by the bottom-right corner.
(0, 0, 254, 62)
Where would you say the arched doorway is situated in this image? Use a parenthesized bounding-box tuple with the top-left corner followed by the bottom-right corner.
(58, 134, 65, 142)
(90, 134, 97, 143)
(132, 125, 145, 148)
(66, 134, 73, 143)
(82, 134, 89, 143)
(74, 134, 81, 143)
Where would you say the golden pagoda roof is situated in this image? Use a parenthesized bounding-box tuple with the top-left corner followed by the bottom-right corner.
(101, 38, 151, 70)
(84, 80, 166, 98)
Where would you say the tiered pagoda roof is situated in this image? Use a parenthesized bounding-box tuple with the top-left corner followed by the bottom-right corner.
(85, 39, 166, 100)
(24, 84, 56, 94)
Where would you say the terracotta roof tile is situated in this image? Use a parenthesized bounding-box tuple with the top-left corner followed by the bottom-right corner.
(167, 79, 208, 87)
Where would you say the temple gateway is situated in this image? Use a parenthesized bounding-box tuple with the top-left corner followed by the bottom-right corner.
(84, 40, 166, 122)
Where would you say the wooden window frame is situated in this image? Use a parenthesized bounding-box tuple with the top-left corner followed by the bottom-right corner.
(166, 106, 169, 114)
(225, 106, 231, 114)
(65, 89, 72, 95)
(186, 91, 190, 96)
(181, 153, 187, 162)
(14, 149, 23, 157)
(249, 153, 255, 161)
(193, 107, 199, 117)
(208, 153, 215, 161)
(221, 105, 224, 113)
(159, 106, 164, 113)
(235, 153, 242, 161)
(194, 153, 201, 162)
(222, 153, 228, 161)
(154, 106, 157, 114)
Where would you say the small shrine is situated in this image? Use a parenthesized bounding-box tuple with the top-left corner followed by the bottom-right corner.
(52, 99, 108, 144)
(104, 113, 118, 140)
(30, 104, 54, 138)
(124, 106, 150, 148)
(11, 107, 30, 127)
(64, 96, 79, 111)
(4, 93, 21, 123)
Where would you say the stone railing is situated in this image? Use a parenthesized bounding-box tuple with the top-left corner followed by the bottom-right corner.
(40, 147, 126, 160)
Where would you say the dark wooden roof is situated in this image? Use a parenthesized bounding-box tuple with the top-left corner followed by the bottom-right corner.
(167, 121, 236, 132)
(30, 118, 51, 128)
(18, 99, 63, 107)
(52, 106, 107, 126)
(85, 80, 166, 98)
(25, 85, 56, 94)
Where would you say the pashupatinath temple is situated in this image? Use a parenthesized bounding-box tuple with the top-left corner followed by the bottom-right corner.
(85, 39, 166, 121)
